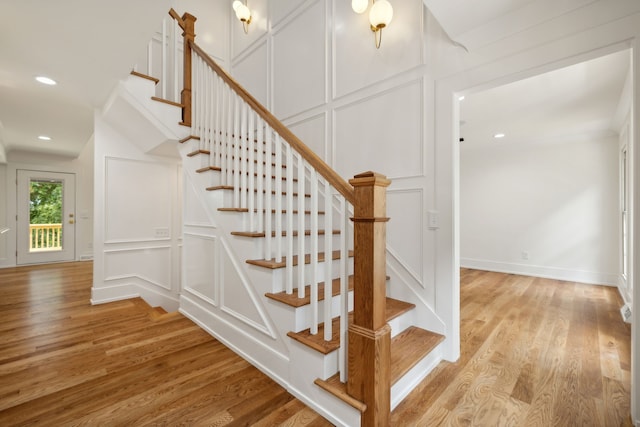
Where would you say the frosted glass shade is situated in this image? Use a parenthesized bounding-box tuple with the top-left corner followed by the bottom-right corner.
(232, 1, 243, 12)
(352, 0, 368, 14)
(236, 4, 251, 22)
(369, 0, 393, 29)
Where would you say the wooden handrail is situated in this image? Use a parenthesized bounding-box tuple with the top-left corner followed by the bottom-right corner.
(189, 41, 355, 204)
(168, 8, 184, 28)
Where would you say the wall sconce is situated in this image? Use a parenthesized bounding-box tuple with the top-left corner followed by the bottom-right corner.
(352, 0, 393, 49)
(232, 0, 252, 34)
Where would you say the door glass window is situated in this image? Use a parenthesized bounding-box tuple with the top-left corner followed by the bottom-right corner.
(29, 179, 64, 252)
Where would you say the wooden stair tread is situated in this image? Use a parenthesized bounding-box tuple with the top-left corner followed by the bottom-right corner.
(314, 374, 367, 413)
(266, 276, 355, 308)
(187, 149, 210, 157)
(151, 96, 183, 108)
(206, 186, 311, 198)
(196, 166, 221, 173)
(218, 208, 325, 215)
(386, 297, 415, 321)
(313, 326, 443, 411)
(186, 150, 287, 170)
(267, 275, 389, 308)
(247, 250, 353, 269)
(130, 70, 159, 84)
(179, 135, 200, 143)
(286, 297, 409, 355)
(390, 326, 444, 385)
(231, 229, 340, 238)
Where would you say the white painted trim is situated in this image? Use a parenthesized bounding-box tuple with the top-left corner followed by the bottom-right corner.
(180, 293, 359, 427)
(461, 258, 618, 286)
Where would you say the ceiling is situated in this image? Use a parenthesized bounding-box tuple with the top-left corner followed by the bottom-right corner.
(0, 0, 635, 162)
(460, 49, 630, 149)
(0, 0, 171, 160)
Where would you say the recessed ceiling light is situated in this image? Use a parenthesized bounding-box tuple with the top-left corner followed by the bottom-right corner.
(35, 76, 57, 86)
(38, 135, 52, 141)
(494, 133, 505, 139)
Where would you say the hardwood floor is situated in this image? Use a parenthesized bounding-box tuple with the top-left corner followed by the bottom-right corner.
(0, 263, 633, 426)
(391, 268, 633, 426)
(0, 262, 331, 426)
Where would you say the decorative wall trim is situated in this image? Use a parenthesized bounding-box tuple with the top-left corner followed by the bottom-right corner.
(332, 78, 424, 180)
(219, 237, 278, 339)
(183, 232, 219, 305)
(461, 257, 619, 286)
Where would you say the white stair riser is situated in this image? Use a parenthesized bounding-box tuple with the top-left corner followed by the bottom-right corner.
(233, 233, 347, 261)
(250, 258, 354, 293)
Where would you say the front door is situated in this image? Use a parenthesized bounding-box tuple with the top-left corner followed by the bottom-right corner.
(16, 170, 76, 265)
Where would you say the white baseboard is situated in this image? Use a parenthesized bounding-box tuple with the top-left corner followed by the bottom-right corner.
(461, 258, 617, 286)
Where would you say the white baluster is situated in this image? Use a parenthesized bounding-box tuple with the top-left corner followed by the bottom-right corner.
(339, 197, 349, 382)
(285, 144, 294, 294)
(161, 17, 167, 100)
(274, 135, 283, 263)
(225, 84, 233, 186)
(264, 128, 273, 260)
(248, 111, 255, 231)
(297, 154, 306, 299)
(192, 57, 200, 140)
(310, 169, 319, 335)
(240, 103, 248, 210)
(147, 40, 152, 77)
(173, 17, 179, 103)
(324, 181, 333, 341)
(213, 75, 221, 168)
(256, 117, 264, 232)
(200, 64, 212, 155)
(233, 96, 240, 207)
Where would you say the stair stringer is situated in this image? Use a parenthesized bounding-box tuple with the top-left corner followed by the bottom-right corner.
(384, 244, 448, 408)
(178, 145, 361, 427)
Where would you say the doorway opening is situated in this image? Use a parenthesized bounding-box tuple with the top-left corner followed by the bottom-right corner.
(17, 170, 76, 265)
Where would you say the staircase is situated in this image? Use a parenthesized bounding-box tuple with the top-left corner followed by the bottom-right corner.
(124, 9, 446, 427)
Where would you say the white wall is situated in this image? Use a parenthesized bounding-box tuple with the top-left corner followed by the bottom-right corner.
(0, 143, 95, 268)
(92, 114, 183, 310)
(460, 134, 619, 285)
(227, 0, 449, 353)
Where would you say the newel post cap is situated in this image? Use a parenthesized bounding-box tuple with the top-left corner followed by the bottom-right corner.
(349, 171, 391, 188)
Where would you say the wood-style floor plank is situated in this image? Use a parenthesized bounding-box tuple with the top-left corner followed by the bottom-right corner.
(1, 263, 633, 426)
(391, 269, 633, 427)
(0, 262, 332, 426)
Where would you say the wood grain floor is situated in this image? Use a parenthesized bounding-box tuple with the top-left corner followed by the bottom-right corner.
(1, 263, 633, 426)
(0, 262, 331, 426)
(391, 268, 633, 426)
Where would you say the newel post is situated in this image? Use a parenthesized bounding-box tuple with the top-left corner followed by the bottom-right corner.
(347, 171, 391, 426)
(180, 13, 196, 127)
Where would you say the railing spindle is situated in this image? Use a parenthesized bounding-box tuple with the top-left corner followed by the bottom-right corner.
(297, 155, 306, 299)
(285, 145, 294, 294)
(248, 111, 256, 231)
(256, 117, 265, 232)
(324, 181, 333, 341)
(310, 169, 319, 335)
(264, 128, 273, 260)
(339, 197, 349, 382)
(240, 103, 248, 210)
(274, 135, 283, 263)
(232, 96, 240, 207)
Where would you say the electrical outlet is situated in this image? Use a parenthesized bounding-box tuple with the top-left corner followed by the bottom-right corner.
(620, 304, 632, 323)
(426, 210, 439, 230)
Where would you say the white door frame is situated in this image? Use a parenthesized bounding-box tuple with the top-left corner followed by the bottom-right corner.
(16, 169, 76, 265)
(436, 40, 638, 422)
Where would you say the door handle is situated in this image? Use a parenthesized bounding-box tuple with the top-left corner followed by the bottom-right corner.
(68, 220, 75, 224)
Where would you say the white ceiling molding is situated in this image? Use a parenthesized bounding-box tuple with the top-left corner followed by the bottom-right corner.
(422, 0, 597, 51)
